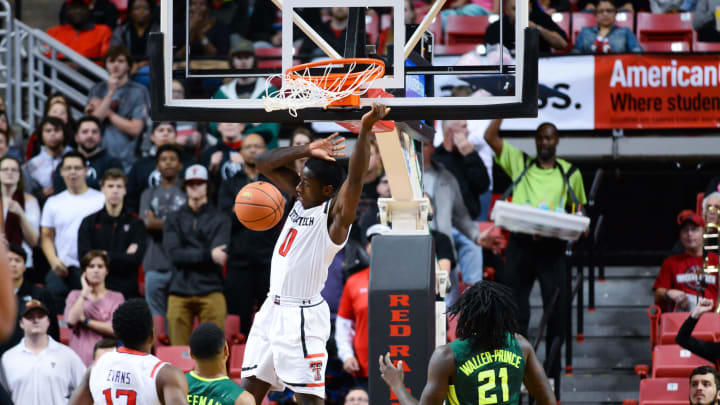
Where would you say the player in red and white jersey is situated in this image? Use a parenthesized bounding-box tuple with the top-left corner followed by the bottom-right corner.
(69, 299, 189, 405)
(239, 103, 390, 405)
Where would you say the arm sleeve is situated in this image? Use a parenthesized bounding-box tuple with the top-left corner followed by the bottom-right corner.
(334, 316, 356, 362)
(449, 175, 481, 241)
(209, 212, 231, 249)
(572, 29, 586, 53)
(77, 216, 93, 266)
(568, 169, 588, 206)
(24, 197, 41, 234)
(495, 140, 525, 179)
(462, 152, 490, 198)
(626, 29, 643, 53)
(218, 180, 236, 212)
(653, 258, 674, 291)
(40, 199, 55, 228)
(163, 214, 213, 267)
(675, 316, 720, 364)
(433, 231, 457, 269)
(129, 90, 150, 120)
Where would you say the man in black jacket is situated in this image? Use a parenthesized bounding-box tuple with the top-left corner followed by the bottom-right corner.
(164, 164, 230, 345)
(77, 168, 147, 298)
(53, 116, 124, 193)
(218, 134, 285, 335)
(0, 244, 59, 356)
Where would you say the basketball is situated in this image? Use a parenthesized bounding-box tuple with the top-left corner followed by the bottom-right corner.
(234, 181, 285, 231)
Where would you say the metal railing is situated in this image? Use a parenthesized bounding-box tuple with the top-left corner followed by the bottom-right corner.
(1, 3, 108, 134)
(0, 0, 13, 121)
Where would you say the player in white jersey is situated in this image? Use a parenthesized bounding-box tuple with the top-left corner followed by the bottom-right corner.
(239, 103, 390, 405)
(69, 299, 189, 405)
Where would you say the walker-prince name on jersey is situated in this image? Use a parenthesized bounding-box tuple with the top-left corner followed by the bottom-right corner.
(288, 209, 315, 227)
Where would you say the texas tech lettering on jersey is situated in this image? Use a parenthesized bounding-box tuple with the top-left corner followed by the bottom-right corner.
(288, 208, 315, 227)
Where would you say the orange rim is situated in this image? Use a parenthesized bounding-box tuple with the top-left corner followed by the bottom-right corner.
(286, 58, 385, 89)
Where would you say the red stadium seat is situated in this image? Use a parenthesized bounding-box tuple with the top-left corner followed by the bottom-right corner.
(638, 378, 689, 405)
(697, 192, 706, 215)
(447, 314, 458, 342)
(636, 12, 694, 49)
(640, 41, 690, 52)
(651, 344, 713, 378)
(155, 346, 195, 373)
(694, 41, 720, 52)
(153, 315, 171, 348)
(225, 314, 246, 345)
(659, 312, 720, 345)
(422, 14, 444, 44)
(444, 15, 491, 45)
(229, 344, 247, 378)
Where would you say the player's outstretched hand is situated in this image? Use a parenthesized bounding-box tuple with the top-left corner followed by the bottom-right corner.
(692, 298, 715, 319)
(379, 352, 405, 390)
(361, 103, 391, 131)
(308, 132, 347, 162)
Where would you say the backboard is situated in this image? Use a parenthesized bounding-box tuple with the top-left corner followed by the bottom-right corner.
(149, 0, 538, 123)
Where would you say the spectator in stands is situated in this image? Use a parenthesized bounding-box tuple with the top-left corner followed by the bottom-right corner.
(485, 0, 568, 54)
(299, 7, 349, 60)
(704, 192, 720, 226)
(654, 210, 719, 312)
(694, 0, 720, 42)
(174, 0, 230, 59)
(421, 140, 501, 305)
(441, 0, 495, 30)
(44, 97, 75, 136)
(64, 250, 124, 365)
(290, 127, 314, 174)
(59, 0, 118, 30)
(171, 81, 207, 161)
(78, 169, 147, 299)
(218, 134, 283, 335)
(53, 116, 124, 193)
(139, 144, 186, 317)
(210, 39, 280, 148)
(689, 364, 720, 405)
(164, 164, 230, 345)
(127, 122, 181, 212)
(0, 245, 60, 357)
(47, 0, 112, 60)
(484, 118, 587, 382)
(573, 0, 642, 53)
(24, 117, 71, 199)
(41, 151, 106, 312)
(344, 387, 369, 405)
(203, 122, 246, 184)
(87, 46, 150, 171)
(92, 338, 117, 362)
(359, 173, 390, 234)
(1, 299, 86, 405)
(1, 157, 40, 269)
(110, 0, 159, 75)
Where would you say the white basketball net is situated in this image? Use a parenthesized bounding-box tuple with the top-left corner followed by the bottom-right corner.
(263, 60, 383, 117)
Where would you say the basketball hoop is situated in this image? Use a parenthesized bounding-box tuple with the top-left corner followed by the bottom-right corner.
(263, 58, 385, 117)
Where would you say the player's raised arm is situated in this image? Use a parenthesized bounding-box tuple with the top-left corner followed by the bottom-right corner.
(156, 364, 190, 405)
(328, 103, 390, 244)
(379, 346, 455, 405)
(517, 334, 557, 405)
(256, 133, 346, 196)
(68, 368, 94, 405)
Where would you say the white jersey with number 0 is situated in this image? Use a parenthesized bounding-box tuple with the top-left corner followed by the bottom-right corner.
(270, 200, 349, 299)
(89, 348, 168, 405)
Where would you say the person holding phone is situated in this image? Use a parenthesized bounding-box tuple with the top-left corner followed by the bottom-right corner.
(64, 250, 124, 365)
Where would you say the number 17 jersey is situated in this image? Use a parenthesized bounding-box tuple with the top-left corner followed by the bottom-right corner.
(269, 200, 349, 299)
(447, 335, 525, 405)
(89, 348, 168, 405)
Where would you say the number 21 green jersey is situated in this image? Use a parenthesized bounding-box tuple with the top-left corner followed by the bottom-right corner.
(446, 334, 525, 405)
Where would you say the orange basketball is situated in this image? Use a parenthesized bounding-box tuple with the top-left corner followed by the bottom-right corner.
(234, 181, 285, 231)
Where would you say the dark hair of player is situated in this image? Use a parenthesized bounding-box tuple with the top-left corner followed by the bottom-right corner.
(112, 298, 153, 350)
(304, 157, 345, 194)
(690, 365, 720, 390)
(189, 322, 226, 360)
(448, 281, 520, 352)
